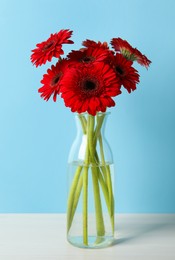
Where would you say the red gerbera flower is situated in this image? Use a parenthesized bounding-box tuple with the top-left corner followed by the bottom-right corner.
(31, 29, 73, 67)
(82, 39, 115, 64)
(61, 62, 121, 116)
(38, 59, 68, 102)
(111, 38, 151, 68)
(113, 54, 140, 93)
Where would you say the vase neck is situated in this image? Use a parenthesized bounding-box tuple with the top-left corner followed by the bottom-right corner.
(75, 112, 110, 137)
(68, 112, 113, 165)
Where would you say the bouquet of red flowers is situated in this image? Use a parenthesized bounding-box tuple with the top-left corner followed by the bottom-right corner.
(31, 29, 151, 115)
(31, 29, 151, 248)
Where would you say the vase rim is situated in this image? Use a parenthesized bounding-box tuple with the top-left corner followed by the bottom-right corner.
(75, 111, 111, 116)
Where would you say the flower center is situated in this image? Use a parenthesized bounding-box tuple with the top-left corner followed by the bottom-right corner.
(84, 80, 96, 91)
(81, 56, 95, 63)
(51, 74, 61, 87)
(80, 77, 104, 98)
(43, 41, 54, 51)
(115, 66, 124, 75)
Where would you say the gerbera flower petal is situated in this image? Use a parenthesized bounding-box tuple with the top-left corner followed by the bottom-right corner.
(111, 37, 133, 54)
(31, 29, 73, 67)
(133, 48, 151, 68)
(81, 99, 89, 113)
(56, 29, 74, 44)
(82, 39, 109, 49)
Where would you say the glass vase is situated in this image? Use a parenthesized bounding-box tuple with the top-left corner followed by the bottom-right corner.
(67, 112, 115, 248)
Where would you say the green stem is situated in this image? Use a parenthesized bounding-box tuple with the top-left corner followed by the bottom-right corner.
(67, 166, 83, 232)
(68, 174, 83, 231)
(96, 166, 110, 212)
(88, 115, 105, 237)
(91, 168, 105, 236)
(106, 165, 114, 232)
(83, 165, 88, 245)
(94, 114, 105, 145)
(88, 115, 95, 156)
(95, 154, 114, 216)
(94, 151, 114, 231)
(98, 133, 108, 183)
(98, 131, 114, 233)
(78, 115, 87, 134)
(82, 117, 90, 245)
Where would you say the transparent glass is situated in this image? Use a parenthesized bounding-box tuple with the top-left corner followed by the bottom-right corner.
(67, 112, 115, 248)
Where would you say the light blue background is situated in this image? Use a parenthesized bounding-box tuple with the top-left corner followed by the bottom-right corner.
(0, 0, 175, 213)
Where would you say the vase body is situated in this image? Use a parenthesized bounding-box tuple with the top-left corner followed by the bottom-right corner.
(67, 112, 115, 248)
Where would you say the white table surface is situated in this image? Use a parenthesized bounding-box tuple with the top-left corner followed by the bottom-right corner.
(0, 214, 174, 260)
